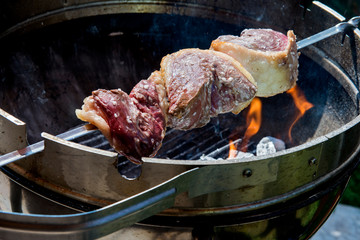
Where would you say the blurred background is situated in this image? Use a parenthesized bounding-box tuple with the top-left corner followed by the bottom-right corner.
(320, 0, 359, 18)
(318, 0, 360, 208)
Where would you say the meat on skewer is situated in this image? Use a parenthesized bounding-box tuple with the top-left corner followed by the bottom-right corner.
(76, 28, 299, 164)
(210, 29, 298, 97)
(161, 49, 257, 130)
(76, 71, 167, 164)
(76, 49, 257, 164)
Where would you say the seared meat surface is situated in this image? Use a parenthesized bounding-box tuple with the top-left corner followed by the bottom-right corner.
(76, 71, 167, 164)
(218, 29, 289, 52)
(161, 49, 256, 130)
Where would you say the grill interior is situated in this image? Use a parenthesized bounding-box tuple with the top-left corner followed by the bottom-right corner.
(0, 13, 357, 147)
(0, 14, 357, 181)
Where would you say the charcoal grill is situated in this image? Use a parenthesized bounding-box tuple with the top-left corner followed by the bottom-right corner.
(1, 0, 360, 239)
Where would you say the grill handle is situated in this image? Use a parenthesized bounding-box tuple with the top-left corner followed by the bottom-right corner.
(0, 156, 280, 239)
(0, 167, 197, 239)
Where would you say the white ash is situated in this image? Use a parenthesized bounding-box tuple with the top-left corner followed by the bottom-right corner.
(199, 151, 254, 161)
(199, 136, 285, 161)
(199, 154, 223, 161)
(230, 150, 255, 159)
(256, 136, 286, 156)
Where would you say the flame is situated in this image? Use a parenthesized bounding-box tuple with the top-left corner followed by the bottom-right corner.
(240, 97, 262, 152)
(286, 85, 314, 142)
(228, 140, 238, 159)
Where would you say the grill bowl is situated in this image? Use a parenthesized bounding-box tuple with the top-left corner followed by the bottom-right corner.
(1, 1, 360, 239)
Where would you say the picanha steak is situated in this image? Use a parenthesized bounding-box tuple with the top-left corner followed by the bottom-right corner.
(211, 29, 298, 97)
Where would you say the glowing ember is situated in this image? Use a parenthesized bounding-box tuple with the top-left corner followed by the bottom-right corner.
(240, 97, 262, 152)
(286, 85, 314, 142)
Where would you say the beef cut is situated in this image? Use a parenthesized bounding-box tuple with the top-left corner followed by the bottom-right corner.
(76, 28, 299, 164)
(76, 71, 167, 164)
(161, 49, 257, 130)
(76, 49, 257, 164)
(211, 29, 298, 97)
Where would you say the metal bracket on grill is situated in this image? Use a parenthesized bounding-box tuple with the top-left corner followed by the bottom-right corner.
(41, 132, 118, 165)
(142, 157, 279, 198)
(0, 108, 27, 154)
(0, 124, 97, 168)
(188, 158, 279, 198)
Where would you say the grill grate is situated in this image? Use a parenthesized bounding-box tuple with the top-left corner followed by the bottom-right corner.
(73, 121, 238, 161)
(71, 116, 248, 179)
(75, 131, 113, 151)
(156, 126, 232, 160)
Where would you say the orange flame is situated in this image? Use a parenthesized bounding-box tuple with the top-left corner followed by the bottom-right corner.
(228, 140, 238, 159)
(286, 86, 314, 142)
(240, 97, 262, 152)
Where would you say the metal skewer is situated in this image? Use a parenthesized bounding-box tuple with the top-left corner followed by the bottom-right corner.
(0, 124, 95, 167)
(297, 16, 360, 50)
